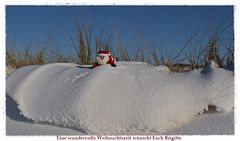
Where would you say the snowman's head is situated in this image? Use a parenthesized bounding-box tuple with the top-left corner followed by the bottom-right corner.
(96, 51, 110, 65)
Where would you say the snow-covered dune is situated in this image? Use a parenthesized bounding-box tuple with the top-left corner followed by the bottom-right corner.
(6, 61, 234, 134)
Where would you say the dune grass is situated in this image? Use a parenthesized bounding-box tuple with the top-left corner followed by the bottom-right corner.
(6, 16, 234, 72)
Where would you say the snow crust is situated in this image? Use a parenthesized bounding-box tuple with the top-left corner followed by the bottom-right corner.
(6, 61, 234, 134)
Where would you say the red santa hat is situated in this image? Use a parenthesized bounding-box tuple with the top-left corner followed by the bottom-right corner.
(98, 50, 111, 56)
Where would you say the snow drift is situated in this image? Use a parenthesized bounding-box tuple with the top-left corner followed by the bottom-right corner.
(6, 61, 234, 134)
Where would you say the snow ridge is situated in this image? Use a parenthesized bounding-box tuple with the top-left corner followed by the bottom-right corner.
(6, 62, 234, 134)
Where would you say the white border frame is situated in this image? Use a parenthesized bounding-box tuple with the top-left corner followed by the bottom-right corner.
(1, 1, 239, 141)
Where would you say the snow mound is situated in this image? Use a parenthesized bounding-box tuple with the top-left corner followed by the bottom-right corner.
(6, 62, 234, 134)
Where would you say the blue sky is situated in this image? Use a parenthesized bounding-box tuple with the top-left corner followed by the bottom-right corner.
(6, 6, 233, 61)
